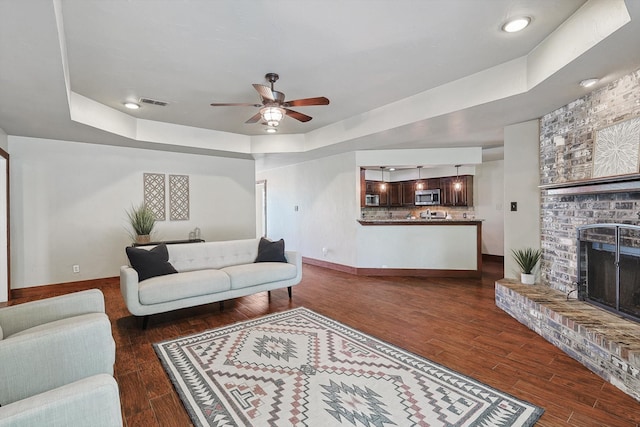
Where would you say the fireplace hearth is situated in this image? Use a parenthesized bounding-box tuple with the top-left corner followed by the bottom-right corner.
(577, 223, 640, 322)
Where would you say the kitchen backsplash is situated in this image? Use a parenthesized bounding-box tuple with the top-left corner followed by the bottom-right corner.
(361, 206, 475, 220)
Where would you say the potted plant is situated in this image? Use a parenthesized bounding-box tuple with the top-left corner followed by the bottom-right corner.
(127, 203, 156, 244)
(512, 247, 541, 285)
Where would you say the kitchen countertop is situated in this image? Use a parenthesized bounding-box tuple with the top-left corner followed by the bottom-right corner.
(357, 219, 482, 225)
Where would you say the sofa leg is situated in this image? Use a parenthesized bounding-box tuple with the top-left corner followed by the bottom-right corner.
(142, 316, 150, 330)
(288, 286, 292, 299)
(268, 291, 271, 301)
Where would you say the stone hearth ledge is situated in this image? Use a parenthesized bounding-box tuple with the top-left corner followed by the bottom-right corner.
(495, 279, 640, 402)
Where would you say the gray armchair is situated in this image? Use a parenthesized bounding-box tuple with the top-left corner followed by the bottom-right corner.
(0, 289, 121, 426)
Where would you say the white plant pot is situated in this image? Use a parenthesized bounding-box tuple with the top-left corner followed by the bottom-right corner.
(520, 273, 535, 285)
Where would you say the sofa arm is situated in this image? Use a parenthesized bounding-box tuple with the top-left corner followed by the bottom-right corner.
(0, 374, 122, 427)
(120, 265, 142, 315)
(0, 289, 105, 339)
(0, 313, 115, 406)
(285, 250, 302, 281)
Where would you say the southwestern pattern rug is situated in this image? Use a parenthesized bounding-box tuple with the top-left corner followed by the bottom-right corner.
(154, 308, 543, 426)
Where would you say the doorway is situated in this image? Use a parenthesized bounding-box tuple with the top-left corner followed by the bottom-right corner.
(0, 148, 8, 303)
(256, 180, 266, 238)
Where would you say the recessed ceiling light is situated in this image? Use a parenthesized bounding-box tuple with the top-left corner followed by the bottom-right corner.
(579, 78, 599, 88)
(265, 127, 277, 133)
(502, 17, 531, 33)
(124, 102, 140, 110)
(389, 168, 396, 171)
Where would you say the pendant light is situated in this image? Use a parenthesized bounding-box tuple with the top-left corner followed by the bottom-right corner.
(454, 165, 462, 191)
(379, 167, 386, 191)
(416, 166, 424, 190)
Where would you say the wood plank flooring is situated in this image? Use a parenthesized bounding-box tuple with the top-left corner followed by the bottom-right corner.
(8, 260, 640, 426)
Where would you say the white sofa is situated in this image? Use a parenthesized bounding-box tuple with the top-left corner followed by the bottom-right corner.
(120, 238, 302, 327)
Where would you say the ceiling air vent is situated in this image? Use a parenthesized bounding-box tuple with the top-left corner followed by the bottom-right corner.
(139, 97, 168, 107)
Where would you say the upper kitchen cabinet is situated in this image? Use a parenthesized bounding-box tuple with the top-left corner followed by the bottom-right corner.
(440, 175, 473, 207)
(402, 181, 416, 206)
(378, 184, 389, 205)
(389, 182, 402, 206)
(427, 178, 441, 190)
(365, 180, 378, 194)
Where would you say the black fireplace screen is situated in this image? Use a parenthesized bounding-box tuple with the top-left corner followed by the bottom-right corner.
(577, 224, 640, 321)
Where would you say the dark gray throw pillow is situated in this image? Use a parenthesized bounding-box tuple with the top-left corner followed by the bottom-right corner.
(125, 243, 178, 281)
(255, 237, 287, 263)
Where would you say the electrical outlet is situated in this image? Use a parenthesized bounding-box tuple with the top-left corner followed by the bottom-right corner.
(72, 265, 80, 273)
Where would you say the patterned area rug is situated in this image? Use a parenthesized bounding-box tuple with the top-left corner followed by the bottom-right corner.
(154, 308, 543, 426)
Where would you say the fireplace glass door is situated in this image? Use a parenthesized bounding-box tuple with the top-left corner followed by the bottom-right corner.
(577, 224, 640, 321)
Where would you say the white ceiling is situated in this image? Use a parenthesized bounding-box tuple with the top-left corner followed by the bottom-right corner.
(1, 0, 640, 171)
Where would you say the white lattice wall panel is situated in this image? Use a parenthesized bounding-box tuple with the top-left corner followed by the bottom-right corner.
(143, 173, 166, 221)
(169, 174, 190, 221)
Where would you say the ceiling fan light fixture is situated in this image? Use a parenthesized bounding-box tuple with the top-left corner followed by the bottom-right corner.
(265, 127, 278, 133)
(260, 106, 285, 125)
(502, 17, 531, 33)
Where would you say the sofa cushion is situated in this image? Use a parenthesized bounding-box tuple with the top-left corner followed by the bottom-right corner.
(168, 239, 260, 271)
(138, 269, 231, 305)
(222, 262, 297, 290)
(126, 243, 178, 282)
(254, 238, 287, 263)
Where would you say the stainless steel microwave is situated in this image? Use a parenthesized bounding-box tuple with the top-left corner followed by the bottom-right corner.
(415, 189, 440, 205)
(365, 194, 380, 206)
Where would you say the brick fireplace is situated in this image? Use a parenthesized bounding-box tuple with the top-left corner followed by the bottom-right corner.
(497, 68, 640, 402)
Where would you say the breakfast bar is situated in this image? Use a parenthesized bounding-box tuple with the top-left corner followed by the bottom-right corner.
(356, 219, 482, 278)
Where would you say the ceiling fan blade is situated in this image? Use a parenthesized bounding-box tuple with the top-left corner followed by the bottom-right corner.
(285, 108, 312, 122)
(210, 102, 262, 107)
(252, 84, 275, 101)
(245, 112, 262, 124)
(284, 97, 330, 107)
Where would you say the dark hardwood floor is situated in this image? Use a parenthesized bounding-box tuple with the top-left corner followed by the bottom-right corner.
(9, 260, 640, 426)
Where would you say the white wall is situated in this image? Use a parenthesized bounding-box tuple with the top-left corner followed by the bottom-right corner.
(256, 152, 358, 266)
(9, 136, 256, 288)
(0, 128, 7, 152)
(503, 120, 541, 279)
(475, 160, 504, 256)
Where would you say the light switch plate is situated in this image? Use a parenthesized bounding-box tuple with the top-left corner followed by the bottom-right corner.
(510, 202, 517, 211)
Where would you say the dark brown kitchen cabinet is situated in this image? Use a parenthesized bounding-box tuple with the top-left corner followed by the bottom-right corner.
(427, 178, 441, 190)
(440, 175, 473, 207)
(389, 182, 402, 206)
(360, 169, 366, 207)
(363, 179, 392, 206)
(402, 181, 416, 206)
(378, 184, 389, 205)
(365, 180, 377, 194)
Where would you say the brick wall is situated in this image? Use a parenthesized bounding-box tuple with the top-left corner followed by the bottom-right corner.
(539, 69, 640, 293)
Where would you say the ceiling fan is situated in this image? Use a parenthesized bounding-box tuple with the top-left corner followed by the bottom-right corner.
(210, 73, 329, 127)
